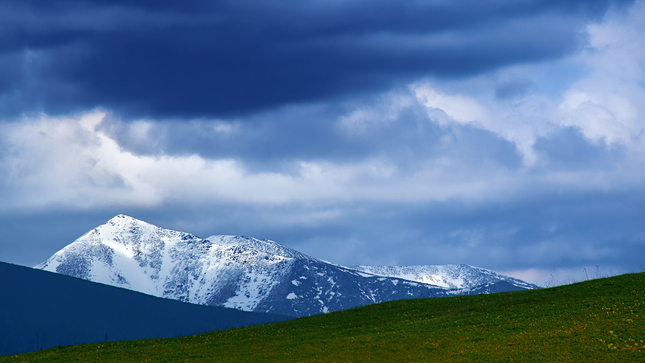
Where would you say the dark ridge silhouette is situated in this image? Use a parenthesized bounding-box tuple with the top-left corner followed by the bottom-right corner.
(0, 262, 290, 357)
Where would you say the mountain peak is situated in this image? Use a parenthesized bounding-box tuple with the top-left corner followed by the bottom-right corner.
(106, 214, 151, 227)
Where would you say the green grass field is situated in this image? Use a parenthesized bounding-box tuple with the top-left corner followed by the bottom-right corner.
(3, 272, 645, 362)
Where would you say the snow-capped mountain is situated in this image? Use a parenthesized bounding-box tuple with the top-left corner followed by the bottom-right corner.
(37, 215, 538, 317)
(352, 265, 535, 290)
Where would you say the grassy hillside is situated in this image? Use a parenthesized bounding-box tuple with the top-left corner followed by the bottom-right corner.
(3, 272, 644, 362)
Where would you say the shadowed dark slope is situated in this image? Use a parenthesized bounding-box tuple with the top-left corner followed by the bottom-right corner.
(0, 262, 290, 356)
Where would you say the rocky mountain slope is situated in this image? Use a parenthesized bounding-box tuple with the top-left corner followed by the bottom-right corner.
(37, 215, 538, 317)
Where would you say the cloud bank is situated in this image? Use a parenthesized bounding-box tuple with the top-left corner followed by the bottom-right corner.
(1, 0, 645, 286)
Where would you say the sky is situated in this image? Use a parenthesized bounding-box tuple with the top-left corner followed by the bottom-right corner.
(1, 0, 645, 286)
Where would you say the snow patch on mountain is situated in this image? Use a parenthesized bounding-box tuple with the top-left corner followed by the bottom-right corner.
(206, 235, 312, 261)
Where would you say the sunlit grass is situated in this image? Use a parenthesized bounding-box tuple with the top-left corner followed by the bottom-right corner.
(3, 272, 645, 362)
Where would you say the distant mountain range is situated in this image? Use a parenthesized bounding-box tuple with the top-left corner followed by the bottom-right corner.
(37, 215, 539, 318)
(352, 264, 536, 291)
(0, 261, 287, 357)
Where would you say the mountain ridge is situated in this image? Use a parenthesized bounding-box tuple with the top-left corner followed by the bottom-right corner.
(37, 214, 539, 317)
(351, 264, 535, 290)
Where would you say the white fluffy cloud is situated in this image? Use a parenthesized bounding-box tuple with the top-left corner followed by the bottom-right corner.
(559, 2, 645, 144)
(403, 1, 645, 166)
(0, 111, 503, 211)
(0, 111, 487, 211)
(412, 81, 558, 165)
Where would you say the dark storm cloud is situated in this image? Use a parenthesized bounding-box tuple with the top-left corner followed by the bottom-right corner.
(0, 0, 633, 119)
